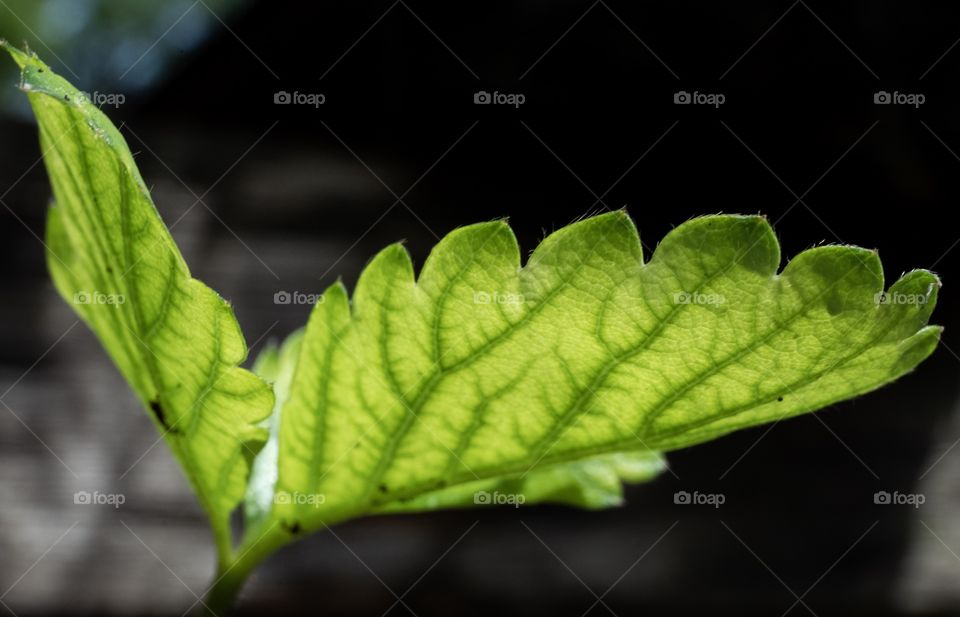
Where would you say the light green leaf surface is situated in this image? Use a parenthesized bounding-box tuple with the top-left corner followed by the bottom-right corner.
(266, 211, 940, 537)
(376, 450, 666, 513)
(3, 43, 274, 559)
(245, 329, 304, 528)
(245, 328, 664, 523)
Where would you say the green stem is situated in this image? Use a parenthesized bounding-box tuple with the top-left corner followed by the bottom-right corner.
(199, 556, 256, 616)
(197, 524, 289, 616)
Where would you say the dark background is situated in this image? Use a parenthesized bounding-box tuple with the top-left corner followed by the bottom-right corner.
(2, 1, 960, 615)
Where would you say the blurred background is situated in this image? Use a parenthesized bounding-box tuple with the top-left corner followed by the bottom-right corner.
(2, 1, 960, 615)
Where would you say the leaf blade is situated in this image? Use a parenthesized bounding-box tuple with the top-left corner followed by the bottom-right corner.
(5, 43, 274, 551)
(270, 212, 939, 533)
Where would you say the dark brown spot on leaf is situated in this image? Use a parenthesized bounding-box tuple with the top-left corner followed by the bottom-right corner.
(149, 399, 180, 434)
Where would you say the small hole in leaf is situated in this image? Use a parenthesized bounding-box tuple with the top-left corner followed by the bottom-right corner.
(777, 396, 784, 402)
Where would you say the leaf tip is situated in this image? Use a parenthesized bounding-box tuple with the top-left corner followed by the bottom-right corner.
(356, 241, 415, 295)
(654, 214, 780, 277)
(383, 241, 412, 265)
(1, 39, 39, 71)
(325, 279, 350, 304)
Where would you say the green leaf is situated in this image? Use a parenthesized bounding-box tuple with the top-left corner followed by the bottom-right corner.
(266, 212, 940, 537)
(376, 450, 666, 513)
(2, 43, 274, 558)
(5, 44, 941, 579)
(248, 326, 665, 523)
(245, 330, 304, 528)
